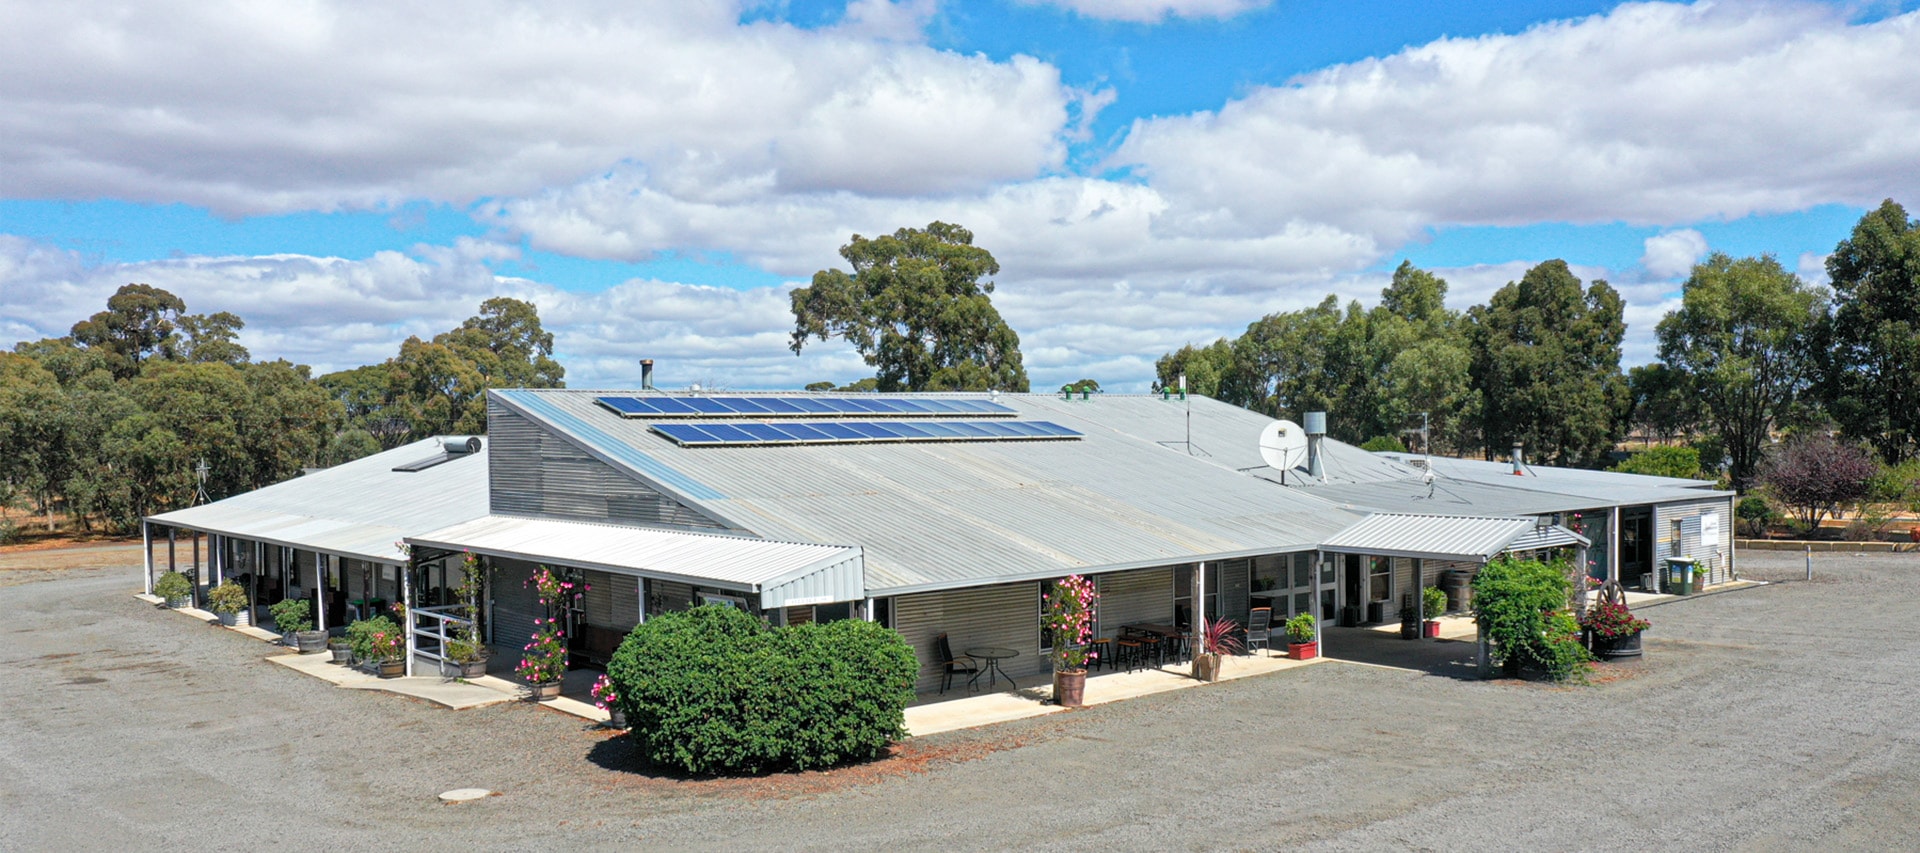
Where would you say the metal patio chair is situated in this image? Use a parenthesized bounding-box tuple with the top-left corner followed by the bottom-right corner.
(935, 632, 978, 694)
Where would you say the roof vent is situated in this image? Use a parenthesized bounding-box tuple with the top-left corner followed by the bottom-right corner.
(1304, 412, 1327, 481)
(395, 437, 484, 473)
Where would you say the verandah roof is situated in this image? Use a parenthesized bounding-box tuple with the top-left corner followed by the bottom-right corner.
(407, 515, 865, 610)
(1319, 513, 1589, 563)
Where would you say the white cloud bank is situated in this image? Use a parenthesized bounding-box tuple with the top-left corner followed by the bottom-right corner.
(5, 2, 1917, 388)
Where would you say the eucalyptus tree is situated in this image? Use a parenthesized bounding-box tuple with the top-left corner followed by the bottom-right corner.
(1656, 253, 1825, 489)
(790, 222, 1028, 392)
(1819, 199, 1920, 462)
(1466, 260, 1628, 467)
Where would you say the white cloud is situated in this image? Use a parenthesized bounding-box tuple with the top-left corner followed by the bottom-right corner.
(1108, 2, 1920, 247)
(1018, 0, 1271, 24)
(0, 0, 1067, 214)
(1641, 229, 1709, 279)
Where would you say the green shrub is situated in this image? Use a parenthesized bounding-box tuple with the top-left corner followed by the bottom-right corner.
(1360, 435, 1408, 453)
(207, 580, 248, 614)
(269, 598, 313, 634)
(153, 571, 193, 601)
(1472, 556, 1591, 680)
(1736, 495, 1774, 536)
(0, 517, 18, 545)
(609, 604, 917, 776)
(346, 615, 403, 661)
(1610, 445, 1702, 479)
(1284, 613, 1315, 644)
(1421, 585, 1449, 617)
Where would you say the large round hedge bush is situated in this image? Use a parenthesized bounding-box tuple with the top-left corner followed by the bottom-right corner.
(608, 604, 917, 775)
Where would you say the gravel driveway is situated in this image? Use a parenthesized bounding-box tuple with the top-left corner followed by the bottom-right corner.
(2, 550, 1916, 851)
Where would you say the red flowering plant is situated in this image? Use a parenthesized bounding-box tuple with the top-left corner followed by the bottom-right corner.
(1042, 575, 1100, 673)
(366, 628, 404, 662)
(1580, 602, 1651, 639)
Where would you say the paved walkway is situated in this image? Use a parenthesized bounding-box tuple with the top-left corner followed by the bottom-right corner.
(904, 650, 1321, 736)
(134, 592, 614, 722)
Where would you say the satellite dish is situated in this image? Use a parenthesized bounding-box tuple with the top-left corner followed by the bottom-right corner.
(1259, 419, 1309, 472)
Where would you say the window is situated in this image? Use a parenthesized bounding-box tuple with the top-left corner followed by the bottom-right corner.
(870, 597, 893, 629)
(1368, 556, 1392, 602)
(1671, 519, 1685, 558)
(699, 592, 749, 611)
(814, 601, 853, 623)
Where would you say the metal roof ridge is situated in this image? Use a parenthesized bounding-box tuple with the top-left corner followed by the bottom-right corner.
(438, 512, 860, 553)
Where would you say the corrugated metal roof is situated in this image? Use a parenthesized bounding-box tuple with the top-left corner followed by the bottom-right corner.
(146, 437, 489, 564)
(493, 390, 1365, 594)
(407, 515, 864, 608)
(1376, 452, 1732, 505)
(1302, 477, 1613, 516)
(1320, 513, 1585, 562)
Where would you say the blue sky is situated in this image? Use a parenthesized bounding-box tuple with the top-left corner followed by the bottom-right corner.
(3, 0, 1917, 390)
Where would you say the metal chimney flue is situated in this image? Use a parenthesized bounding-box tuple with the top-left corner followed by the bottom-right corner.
(1304, 411, 1327, 481)
(1511, 442, 1525, 475)
(640, 359, 655, 391)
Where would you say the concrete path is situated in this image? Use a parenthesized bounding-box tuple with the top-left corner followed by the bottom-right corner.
(905, 650, 1320, 736)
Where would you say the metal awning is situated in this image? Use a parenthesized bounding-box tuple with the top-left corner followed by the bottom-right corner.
(407, 515, 865, 610)
(1319, 513, 1590, 563)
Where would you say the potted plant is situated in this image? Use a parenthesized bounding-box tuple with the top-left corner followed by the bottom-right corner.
(269, 598, 328, 653)
(208, 580, 250, 627)
(1042, 575, 1099, 707)
(154, 571, 193, 608)
(327, 633, 352, 664)
(1398, 595, 1420, 640)
(1191, 618, 1243, 682)
(517, 617, 568, 699)
(1581, 601, 1651, 660)
(591, 673, 627, 729)
(1285, 613, 1318, 660)
(347, 615, 405, 677)
(1421, 586, 1448, 638)
(517, 565, 580, 700)
(446, 638, 489, 678)
(1692, 565, 1708, 590)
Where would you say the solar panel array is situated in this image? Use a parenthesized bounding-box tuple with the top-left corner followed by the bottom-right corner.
(650, 420, 1081, 447)
(597, 395, 1016, 418)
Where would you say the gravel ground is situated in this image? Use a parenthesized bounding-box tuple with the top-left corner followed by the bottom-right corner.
(2, 550, 1916, 851)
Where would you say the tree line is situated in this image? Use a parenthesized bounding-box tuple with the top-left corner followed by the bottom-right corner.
(1154, 200, 1920, 500)
(0, 287, 562, 539)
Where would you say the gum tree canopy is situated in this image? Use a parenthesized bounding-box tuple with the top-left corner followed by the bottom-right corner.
(789, 222, 1029, 392)
(1467, 260, 1628, 468)
(1820, 199, 1920, 463)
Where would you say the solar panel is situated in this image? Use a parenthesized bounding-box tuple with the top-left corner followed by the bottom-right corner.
(597, 394, 1018, 419)
(648, 420, 1082, 447)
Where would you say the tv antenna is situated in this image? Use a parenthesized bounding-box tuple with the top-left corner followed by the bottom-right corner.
(193, 458, 211, 506)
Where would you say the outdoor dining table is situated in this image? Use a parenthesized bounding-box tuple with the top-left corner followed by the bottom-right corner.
(965, 646, 1019, 691)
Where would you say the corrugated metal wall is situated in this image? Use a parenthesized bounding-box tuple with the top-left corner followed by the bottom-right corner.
(491, 558, 539, 668)
(488, 402, 726, 530)
(895, 582, 1040, 694)
(1094, 567, 1174, 637)
(1656, 496, 1735, 585)
(574, 569, 642, 632)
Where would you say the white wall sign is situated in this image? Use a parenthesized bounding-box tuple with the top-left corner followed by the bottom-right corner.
(1701, 513, 1720, 546)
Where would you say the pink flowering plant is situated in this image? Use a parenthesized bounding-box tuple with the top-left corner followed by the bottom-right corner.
(1581, 602, 1651, 640)
(590, 673, 620, 711)
(516, 565, 584, 685)
(516, 617, 568, 684)
(1043, 575, 1100, 673)
(367, 628, 404, 662)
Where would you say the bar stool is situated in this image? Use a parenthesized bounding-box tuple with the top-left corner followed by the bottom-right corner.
(1087, 637, 1113, 671)
(1115, 636, 1147, 672)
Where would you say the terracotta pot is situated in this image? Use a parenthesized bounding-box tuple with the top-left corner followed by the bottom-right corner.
(1288, 641, 1319, 661)
(1422, 620, 1441, 639)
(1053, 669, 1087, 707)
(1191, 653, 1221, 682)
